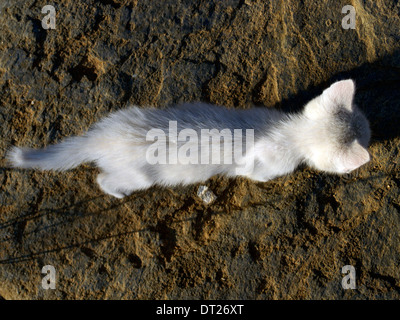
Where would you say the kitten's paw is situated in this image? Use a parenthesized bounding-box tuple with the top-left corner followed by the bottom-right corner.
(96, 173, 126, 199)
(108, 191, 126, 199)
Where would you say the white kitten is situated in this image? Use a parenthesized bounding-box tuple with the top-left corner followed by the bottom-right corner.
(7, 79, 371, 198)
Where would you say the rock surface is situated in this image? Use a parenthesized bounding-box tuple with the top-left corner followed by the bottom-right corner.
(0, 0, 400, 299)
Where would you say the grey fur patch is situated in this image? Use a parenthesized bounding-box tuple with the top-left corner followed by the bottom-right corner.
(333, 107, 370, 147)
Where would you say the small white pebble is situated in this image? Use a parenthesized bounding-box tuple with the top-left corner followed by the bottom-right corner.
(197, 185, 217, 204)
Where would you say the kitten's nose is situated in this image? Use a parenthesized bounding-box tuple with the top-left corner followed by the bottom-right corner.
(347, 148, 370, 172)
(339, 144, 370, 174)
(360, 149, 370, 166)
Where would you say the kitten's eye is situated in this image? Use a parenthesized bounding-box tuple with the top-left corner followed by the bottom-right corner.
(342, 136, 356, 145)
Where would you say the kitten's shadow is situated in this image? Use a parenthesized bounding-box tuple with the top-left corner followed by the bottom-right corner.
(274, 50, 400, 143)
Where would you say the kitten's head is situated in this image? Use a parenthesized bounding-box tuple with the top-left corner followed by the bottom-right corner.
(302, 79, 371, 174)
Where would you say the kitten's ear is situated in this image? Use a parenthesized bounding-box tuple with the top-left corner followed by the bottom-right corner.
(322, 79, 355, 110)
(339, 142, 370, 173)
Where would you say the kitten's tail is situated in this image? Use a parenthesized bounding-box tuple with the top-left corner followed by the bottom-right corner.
(6, 136, 97, 171)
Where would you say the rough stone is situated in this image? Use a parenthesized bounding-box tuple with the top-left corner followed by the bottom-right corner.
(1, 0, 400, 299)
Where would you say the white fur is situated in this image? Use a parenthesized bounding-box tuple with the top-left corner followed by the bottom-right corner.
(6, 79, 371, 198)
